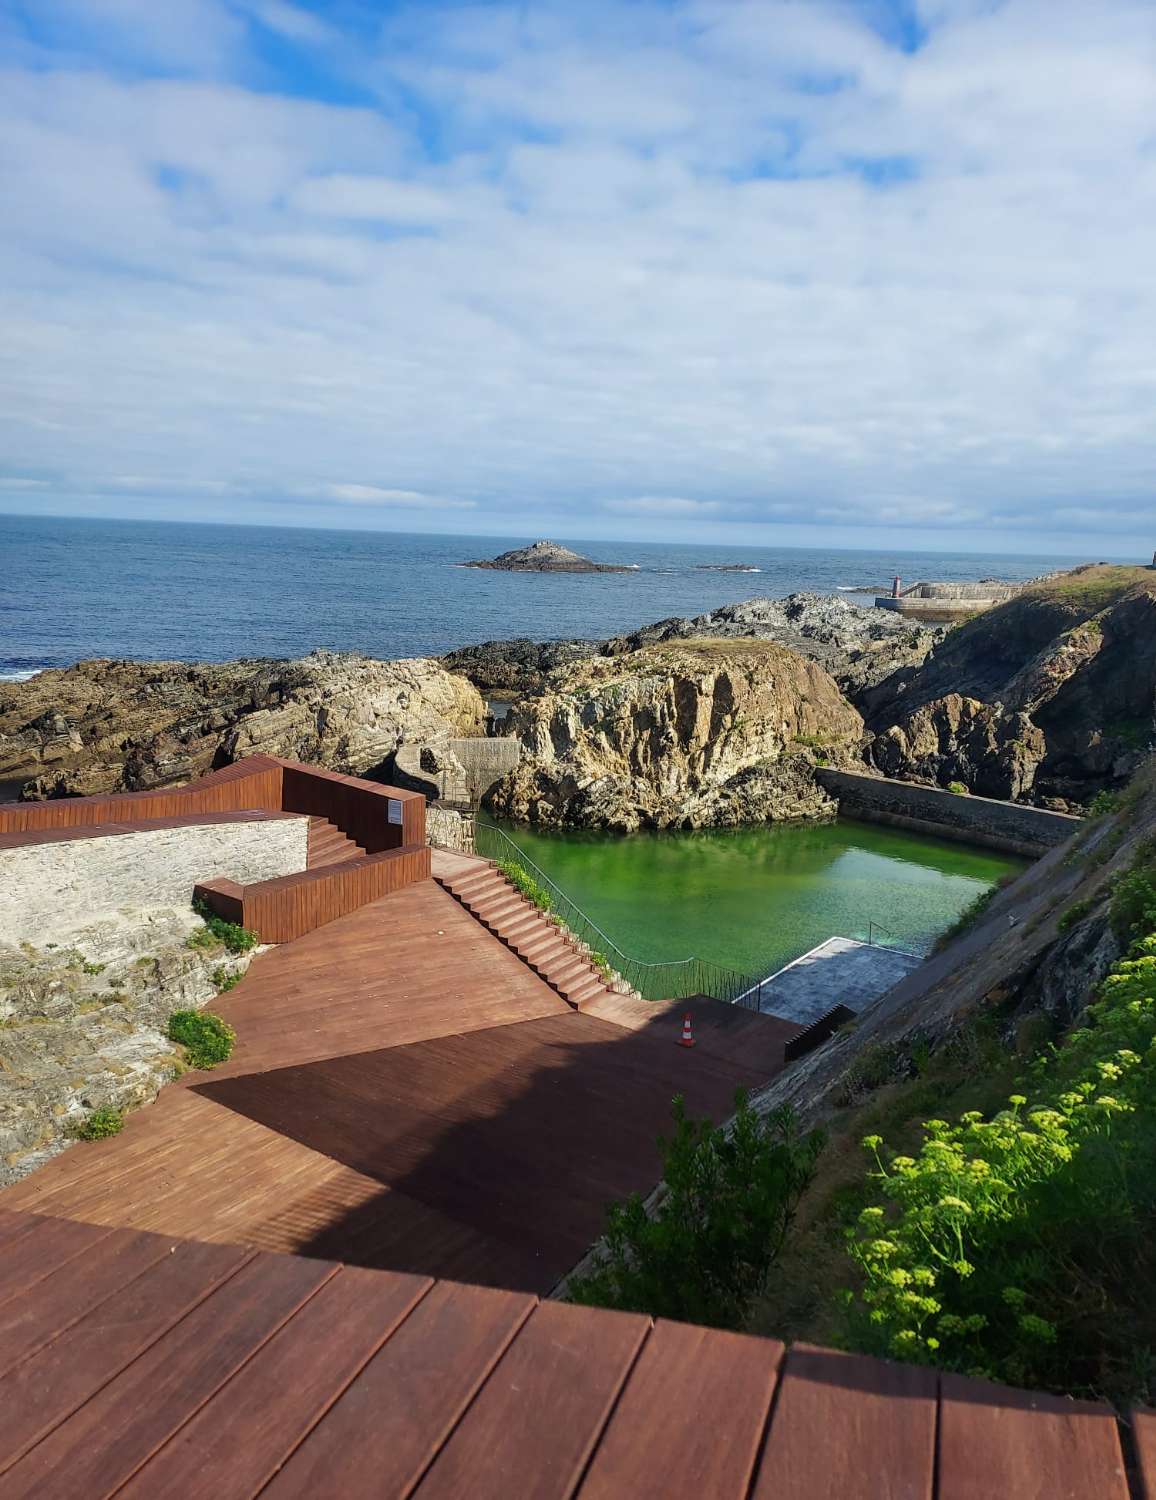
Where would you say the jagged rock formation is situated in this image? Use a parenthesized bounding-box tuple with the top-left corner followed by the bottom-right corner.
(487, 639, 864, 830)
(863, 567, 1156, 806)
(0, 651, 485, 800)
(461, 540, 632, 573)
(0, 907, 253, 1184)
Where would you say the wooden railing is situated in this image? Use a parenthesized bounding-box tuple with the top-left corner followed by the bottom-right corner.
(195, 844, 431, 943)
(0, 758, 285, 836)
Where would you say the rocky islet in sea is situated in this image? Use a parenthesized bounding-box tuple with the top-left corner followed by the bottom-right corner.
(461, 539, 634, 573)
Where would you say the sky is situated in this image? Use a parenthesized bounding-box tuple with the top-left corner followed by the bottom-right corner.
(0, 0, 1154, 556)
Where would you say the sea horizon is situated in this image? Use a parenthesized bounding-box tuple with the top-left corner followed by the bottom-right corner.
(0, 511, 1130, 680)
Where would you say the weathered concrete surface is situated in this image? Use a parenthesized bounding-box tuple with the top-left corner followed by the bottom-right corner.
(748, 937, 922, 1026)
(817, 767, 1079, 857)
(0, 815, 308, 945)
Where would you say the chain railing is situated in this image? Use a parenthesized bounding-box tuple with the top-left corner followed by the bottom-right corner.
(469, 818, 773, 1005)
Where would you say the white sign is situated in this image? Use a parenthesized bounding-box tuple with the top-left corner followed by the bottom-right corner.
(387, 799, 404, 825)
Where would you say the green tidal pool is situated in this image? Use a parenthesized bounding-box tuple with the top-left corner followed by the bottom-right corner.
(487, 818, 1026, 979)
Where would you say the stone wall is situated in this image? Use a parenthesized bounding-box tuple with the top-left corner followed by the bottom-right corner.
(0, 814, 309, 946)
(816, 768, 1080, 858)
(425, 805, 476, 854)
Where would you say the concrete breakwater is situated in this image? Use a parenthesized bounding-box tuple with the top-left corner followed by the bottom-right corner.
(816, 768, 1080, 858)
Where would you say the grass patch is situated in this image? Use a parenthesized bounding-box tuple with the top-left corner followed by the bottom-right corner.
(1024, 564, 1155, 613)
(1057, 897, 1096, 933)
(167, 1009, 235, 1069)
(187, 899, 258, 955)
(211, 966, 243, 994)
(75, 1106, 124, 1141)
(946, 781, 969, 795)
(496, 859, 553, 914)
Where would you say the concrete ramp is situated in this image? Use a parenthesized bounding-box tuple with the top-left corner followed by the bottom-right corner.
(750, 937, 922, 1026)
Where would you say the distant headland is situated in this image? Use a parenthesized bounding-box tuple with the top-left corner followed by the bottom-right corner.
(461, 540, 633, 574)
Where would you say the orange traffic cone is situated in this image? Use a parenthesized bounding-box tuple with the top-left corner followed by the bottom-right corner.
(678, 1012, 695, 1048)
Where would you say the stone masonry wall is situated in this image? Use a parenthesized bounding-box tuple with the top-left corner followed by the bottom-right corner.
(816, 768, 1080, 858)
(0, 816, 309, 946)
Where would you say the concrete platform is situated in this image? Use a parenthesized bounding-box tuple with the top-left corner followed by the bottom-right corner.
(746, 937, 922, 1025)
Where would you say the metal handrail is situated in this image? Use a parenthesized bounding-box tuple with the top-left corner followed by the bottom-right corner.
(470, 817, 772, 1005)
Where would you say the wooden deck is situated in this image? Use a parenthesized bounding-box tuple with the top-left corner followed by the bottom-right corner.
(0, 877, 794, 1291)
(0, 1210, 1140, 1499)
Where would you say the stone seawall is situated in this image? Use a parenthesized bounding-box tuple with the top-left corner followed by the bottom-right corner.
(0, 815, 309, 946)
(816, 769, 1080, 858)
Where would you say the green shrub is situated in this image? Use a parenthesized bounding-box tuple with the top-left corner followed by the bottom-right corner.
(842, 932, 1156, 1402)
(167, 1009, 236, 1069)
(1110, 864, 1156, 945)
(496, 860, 553, 914)
(1057, 897, 1094, 933)
(76, 1106, 124, 1140)
(211, 967, 243, 994)
(188, 898, 258, 954)
(946, 781, 969, 796)
(568, 1091, 823, 1329)
(1087, 789, 1120, 818)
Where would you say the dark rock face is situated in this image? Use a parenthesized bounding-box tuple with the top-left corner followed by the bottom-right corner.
(863, 567, 1156, 806)
(440, 638, 602, 694)
(461, 540, 632, 573)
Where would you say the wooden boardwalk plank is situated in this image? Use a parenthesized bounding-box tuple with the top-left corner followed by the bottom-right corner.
(194, 1013, 761, 1290)
(2, 1250, 336, 1497)
(118, 1264, 432, 1500)
(413, 1301, 650, 1500)
(578, 1319, 784, 1500)
(0, 1236, 252, 1476)
(0, 1224, 174, 1377)
(752, 1343, 936, 1500)
(264, 1280, 536, 1499)
(937, 1371, 1129, 1500)
(1127, 1408, 1156, 1500)
(0, 1213, 113, 1310)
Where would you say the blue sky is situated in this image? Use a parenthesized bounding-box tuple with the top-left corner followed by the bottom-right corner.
(0, 0, 1153, 555)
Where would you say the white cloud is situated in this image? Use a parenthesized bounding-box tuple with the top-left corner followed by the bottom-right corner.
(0, 1, 1153, 547)
(322, 484, 475, 509)
(603, 497, 724, 516)
(292, 175, 455, 225)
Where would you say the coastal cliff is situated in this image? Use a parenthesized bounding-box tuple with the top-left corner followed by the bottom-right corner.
(487, 638, 863, 830)
(0, 651, 485, 799)
(863, 565, 1156, 805)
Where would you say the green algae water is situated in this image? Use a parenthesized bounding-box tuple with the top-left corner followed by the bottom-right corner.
(488, 818, 1025, 979)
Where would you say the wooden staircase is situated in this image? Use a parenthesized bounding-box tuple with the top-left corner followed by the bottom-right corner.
(436, 861, 631, 1010)
(306, 816, 365, 868)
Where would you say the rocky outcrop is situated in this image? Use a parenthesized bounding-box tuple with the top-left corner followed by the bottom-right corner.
(0, 651, 485, 800)
(487, 639, 863, 830)
(443, 594, 941, 703)
(462, 540, 632, 573)
(0, 906, 254, 1184)
(603, 593, 944, 705)
(864, 567, 1156, 806)
(441, 637, 601, 695)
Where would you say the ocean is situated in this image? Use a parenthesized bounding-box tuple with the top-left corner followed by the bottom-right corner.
(0, 512, 1104, 678)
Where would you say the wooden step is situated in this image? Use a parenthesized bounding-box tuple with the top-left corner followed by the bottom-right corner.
(545, 956, 597, 990)
(473, 894, 528, 925)
(569, 976, 609, 1007)
(453, 869, 506, 898)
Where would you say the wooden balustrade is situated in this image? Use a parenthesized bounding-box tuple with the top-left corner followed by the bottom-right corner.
(195, 845, 431, 943)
